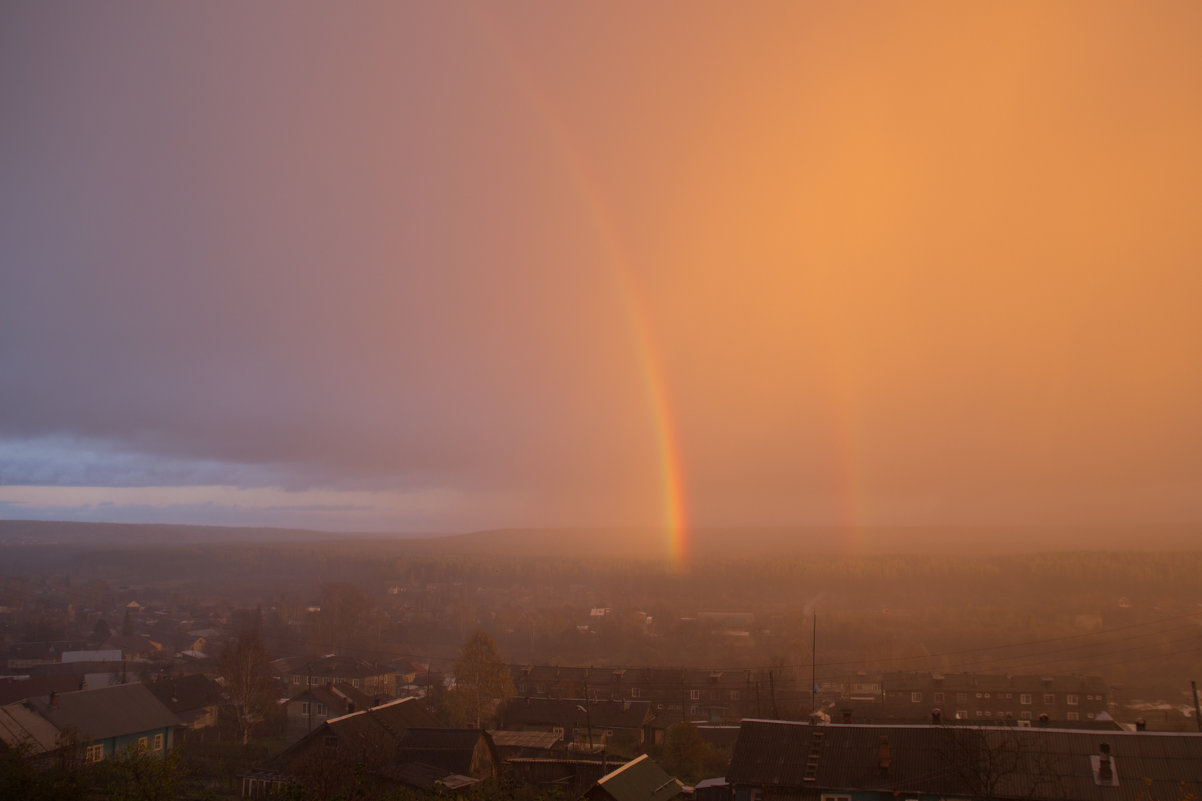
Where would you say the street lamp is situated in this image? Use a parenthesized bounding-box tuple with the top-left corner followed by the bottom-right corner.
(576, 704, 594, 751)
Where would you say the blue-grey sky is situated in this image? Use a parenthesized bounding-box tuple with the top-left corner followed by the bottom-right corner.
(4, 2, 1202, 539)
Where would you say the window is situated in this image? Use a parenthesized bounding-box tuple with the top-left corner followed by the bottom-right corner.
(821, 796, 852, 801)
(983, 693, 991, 699)
(136, 737, 148, 753)
(1021, 693, 1032, 705)
(975, 710, 983, 717)
(352, 679, 361, 688)
(976, 692, 982, 698)
(956, 692, 968, 703)
(552, 727, 564, 739)
(933, 692, 945, 703)
(153, 733, 163, 751)
(956, 710, 968, 720)
(85, 744, 104, 763)
(1044, 694, 1055, 704)
(292, 675, 301, 685)
(690, 704, 700, 715)
(690, 689, 700, 701)
(1067, 711, 1080, 721)
(631, 688, 640, 699)
(315, 703, 328, 716)
(300, 702, 310, 714)
(731, 690, 741, 701)
(1067, 694, 1079, 705)
(911, 692, 922, 703)
(985, 710, 992, 717)
(1020, 711, 1032, 720)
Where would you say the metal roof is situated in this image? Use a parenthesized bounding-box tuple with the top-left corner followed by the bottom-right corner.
(729, 719, 1202, 801)
(592, 755, 683, 801)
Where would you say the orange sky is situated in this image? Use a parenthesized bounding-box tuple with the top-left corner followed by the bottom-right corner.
(2, 2, 1201, 539)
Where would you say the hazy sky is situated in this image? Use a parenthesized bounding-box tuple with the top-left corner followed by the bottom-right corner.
(3, 2, 1202, 537)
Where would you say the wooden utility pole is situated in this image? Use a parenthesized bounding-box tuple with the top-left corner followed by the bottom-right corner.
(1192, 680, 1201, 733)
(812, 611, 817, 713)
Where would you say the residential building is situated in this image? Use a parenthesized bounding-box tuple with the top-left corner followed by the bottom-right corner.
(17, 683, 181, 763)
(728, 718, 1202, 801)
(879, 672, 1110, 725)
(275, 654, 396, 700)
(283, 681, 373, 742)
(502, 698, 653, 750)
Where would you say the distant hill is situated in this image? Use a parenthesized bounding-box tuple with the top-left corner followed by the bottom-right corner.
(403, 523, 1202, 559)
(0, 519, 379, 546)
(1, 519, 1198, 557)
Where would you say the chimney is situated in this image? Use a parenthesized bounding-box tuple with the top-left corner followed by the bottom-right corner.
(1098, 743, 1113, 784)
(878, 736, 891, 777)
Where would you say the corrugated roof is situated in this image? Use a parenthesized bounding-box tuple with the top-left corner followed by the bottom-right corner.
(489, 729, 563, 749)
(0, 701, 61, 753)
(729, 719, 1202, 801)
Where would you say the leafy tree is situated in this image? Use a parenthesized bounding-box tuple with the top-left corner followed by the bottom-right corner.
(654, 723, 729, 784)
(447, 629, 515, 727)
(100, 745, 185, 801)
(217, 629, 276, 744)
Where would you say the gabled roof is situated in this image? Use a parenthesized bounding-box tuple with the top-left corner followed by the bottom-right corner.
(394, 728, 494, 775)
(288, 682, 374, 714)
(728, 719, 1202, 801)
(144, 674, 223, 714)
(269, 697, 445, 770)
(26, 683, 182, 742)
(0, 674, 85, 706)
(591, 755, 682, 801)
(504, 698, 651, 729)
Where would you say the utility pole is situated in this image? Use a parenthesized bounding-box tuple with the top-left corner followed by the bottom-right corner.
(812, 611, 817, 714)
(584, 671, 594, 751)
(681, 673, 688, 724)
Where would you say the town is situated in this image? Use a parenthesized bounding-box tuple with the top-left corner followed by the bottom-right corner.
(3, 522, 1201, 799)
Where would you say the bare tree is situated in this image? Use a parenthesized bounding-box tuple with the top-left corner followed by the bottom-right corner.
(217, 630, 275, 745)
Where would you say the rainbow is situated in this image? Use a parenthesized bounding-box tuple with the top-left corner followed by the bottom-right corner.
(472, 13, 690, 569)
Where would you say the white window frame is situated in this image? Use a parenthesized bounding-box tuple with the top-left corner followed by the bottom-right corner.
(153, 733, 164, 751)
(85, 744, 104, 763)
